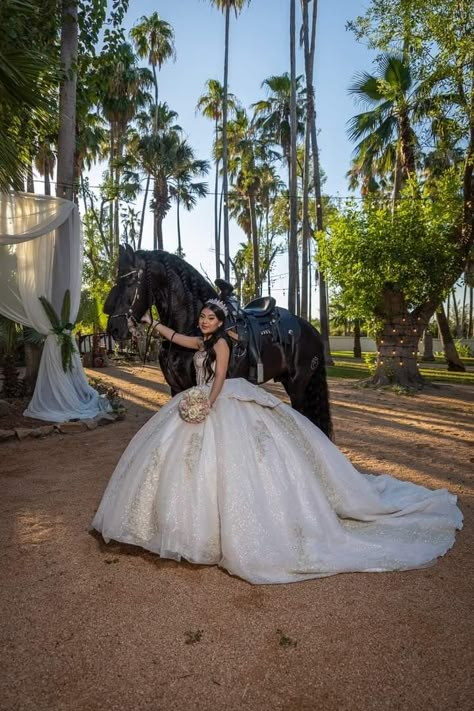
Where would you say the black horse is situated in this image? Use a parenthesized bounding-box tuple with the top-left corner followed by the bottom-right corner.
(105, 245, 333, 438)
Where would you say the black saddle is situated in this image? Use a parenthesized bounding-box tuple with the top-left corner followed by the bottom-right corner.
(214, 281, 277, 383)
(243, 295, 276, 316)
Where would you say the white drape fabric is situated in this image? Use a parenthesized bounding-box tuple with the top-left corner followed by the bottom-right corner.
(0, 192, 105, 422)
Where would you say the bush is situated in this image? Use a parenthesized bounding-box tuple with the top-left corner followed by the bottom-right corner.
(454, 340, 473, 358)
(363, 352, 377, 374)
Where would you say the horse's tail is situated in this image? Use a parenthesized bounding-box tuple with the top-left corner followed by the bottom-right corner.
(301, 361, 334, 441)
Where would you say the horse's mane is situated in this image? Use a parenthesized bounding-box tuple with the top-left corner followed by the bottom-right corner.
(142, 250, 217, 324)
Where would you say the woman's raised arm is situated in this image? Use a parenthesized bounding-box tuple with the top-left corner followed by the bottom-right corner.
(152, 321, 202, 350)
(140, 310, 201, 350)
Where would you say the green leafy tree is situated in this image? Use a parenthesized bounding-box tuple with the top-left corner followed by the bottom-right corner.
(0, 0, 57, 190)
(319, 172, 463, 387)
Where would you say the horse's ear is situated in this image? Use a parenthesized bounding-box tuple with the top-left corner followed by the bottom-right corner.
(118, 244, 134, 272)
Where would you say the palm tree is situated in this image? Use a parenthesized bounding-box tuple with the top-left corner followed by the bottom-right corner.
(0, 1, 56, 190)
(130, 12, 176, 245)
(227, 109, 277, 296)
(209, 0, 250, 281)
(301, 0, 333, 362)
(170, 153, 210, 258)
(131, 103, 181, 246)
(56, 0, 78, 201)
(288, 0, 298, 313)
(130, 11, 176, 131)
(196, 79, 238, 279)
(34, 137, 56, 196)
(137, 132, 209, 250)
(348, 55, 424, 203)
(253, 72, 305, 311)
(100, 43, 153, 256)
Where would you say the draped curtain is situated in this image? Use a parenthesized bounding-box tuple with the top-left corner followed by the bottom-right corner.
(0, 193, 106, 422)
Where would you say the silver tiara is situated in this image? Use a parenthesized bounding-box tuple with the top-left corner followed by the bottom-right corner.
(205, 298, 229, 317)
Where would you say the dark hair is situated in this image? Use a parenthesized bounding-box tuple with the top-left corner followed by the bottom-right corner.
(200, 301, 231, 383)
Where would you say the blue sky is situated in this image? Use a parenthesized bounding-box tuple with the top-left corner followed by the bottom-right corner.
(87, 0, 375, 310)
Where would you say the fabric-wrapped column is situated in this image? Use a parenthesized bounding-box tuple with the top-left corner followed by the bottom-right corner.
(0, 192, 107, 422)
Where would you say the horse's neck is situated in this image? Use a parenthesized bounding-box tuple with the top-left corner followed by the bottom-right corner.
(154, 292, 195, 335)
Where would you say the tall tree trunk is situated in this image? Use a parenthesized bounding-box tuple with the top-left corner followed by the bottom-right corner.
(461, 280, 467, 335)
(265, 206, 271, 296)
(308, 238, 312, 319)
(288, 0, 298, 314)
(301, 66, 311, 320)
(222, 7, 231, 281)
(295, 247, 301, 316)
(27, 162, 34, 193)
(469, 285, 473, 338)
(436, 305, 466, 371)
(370, 288, 426, 388)
(353, 318, 362, 358)
(56, 0, 78, 201)
(302, 0, 333, 364)
(138, 174, 150, 249)
(451, 287, 461, 336)
(421, 329, 435, 361)
(153, 177, 167, 251)
(249, 190, 260, 297)
(392, 147, 403, 209)
(156, 217, 164, 251)
(152, 65, 159, 132)
(176, 193, 182, 257)
(214, 117, 221, 279)
(44, 155, 51, 195)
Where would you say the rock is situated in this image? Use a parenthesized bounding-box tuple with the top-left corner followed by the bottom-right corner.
(94, 413, 117, 426)
(0, 400, 12, 417)
(15, 428, 34, 440)
(57, 421, 89, 434)
(37, 425, 55, 437)
(83, 419, 98, 431)
(0, 429, 16, 442)
(28, 428, 44, 438)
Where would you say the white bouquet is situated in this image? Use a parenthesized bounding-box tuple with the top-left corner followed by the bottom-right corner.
(178, 387, 210, 424)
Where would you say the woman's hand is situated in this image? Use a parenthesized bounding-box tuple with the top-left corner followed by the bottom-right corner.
(140, 309, 153, 326)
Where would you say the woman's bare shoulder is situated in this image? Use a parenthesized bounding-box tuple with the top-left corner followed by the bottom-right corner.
(215, 337, 230, 353)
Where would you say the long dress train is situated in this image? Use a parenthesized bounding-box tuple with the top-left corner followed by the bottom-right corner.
(92, 349, 462, 584)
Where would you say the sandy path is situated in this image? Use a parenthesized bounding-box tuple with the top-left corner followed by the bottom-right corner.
(1, 365, 473, 711)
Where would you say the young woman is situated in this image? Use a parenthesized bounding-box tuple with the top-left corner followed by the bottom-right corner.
(92, 299, 462, 585)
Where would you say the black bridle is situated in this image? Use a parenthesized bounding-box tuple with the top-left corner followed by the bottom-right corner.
(108, 267, 145, 330)
(109, 257, 157, 363)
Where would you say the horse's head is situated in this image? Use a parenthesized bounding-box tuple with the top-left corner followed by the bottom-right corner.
(104, 245, 157, 339)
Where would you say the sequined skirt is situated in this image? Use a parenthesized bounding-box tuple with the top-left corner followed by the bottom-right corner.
(92, 378, 462, 584)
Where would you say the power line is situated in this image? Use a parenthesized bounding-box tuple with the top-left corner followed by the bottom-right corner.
(29, 178, 462, 203)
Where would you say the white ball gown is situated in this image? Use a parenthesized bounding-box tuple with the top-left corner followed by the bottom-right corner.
(92, 349, 462, 584)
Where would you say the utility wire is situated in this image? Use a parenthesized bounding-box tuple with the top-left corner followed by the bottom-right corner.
(29, 178, 461, 203)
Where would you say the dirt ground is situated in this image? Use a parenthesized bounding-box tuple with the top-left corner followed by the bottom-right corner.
(1, 364, 473, 711)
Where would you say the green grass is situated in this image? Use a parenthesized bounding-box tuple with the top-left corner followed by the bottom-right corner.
(331, 349, 474, 366)
(327, 358, 474, 385)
